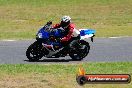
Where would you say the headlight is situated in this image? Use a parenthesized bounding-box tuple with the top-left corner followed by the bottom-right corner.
(37, 33, 43, 38)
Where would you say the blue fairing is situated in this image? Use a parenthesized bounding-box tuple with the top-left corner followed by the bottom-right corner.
(80, 29, 96, 36)
(37, 27, 49, 39)
(50, 29, 63, 38)
(37, 27, 63, 39)
(37, 27, 63, 47)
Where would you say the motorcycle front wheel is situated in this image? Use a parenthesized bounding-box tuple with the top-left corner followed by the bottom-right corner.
(69, 40, 90, 61)
(26, 41, 43, 62)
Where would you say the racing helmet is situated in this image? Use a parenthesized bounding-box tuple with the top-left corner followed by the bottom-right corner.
(60, 16, 71, 28)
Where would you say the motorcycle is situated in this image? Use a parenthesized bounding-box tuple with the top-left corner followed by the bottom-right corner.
(26, 22, 96, 61)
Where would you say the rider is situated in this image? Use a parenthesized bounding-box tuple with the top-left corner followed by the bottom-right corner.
(50, 15, 80, 47)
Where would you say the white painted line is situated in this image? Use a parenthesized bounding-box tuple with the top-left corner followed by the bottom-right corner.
(2, 40, 16, 41)
(109, 36, 130, 38)
(109, 37, 121, 38)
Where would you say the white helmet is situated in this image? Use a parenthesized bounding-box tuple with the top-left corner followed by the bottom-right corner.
(61, 16, 71, 28)
(61, 16, 71, 22)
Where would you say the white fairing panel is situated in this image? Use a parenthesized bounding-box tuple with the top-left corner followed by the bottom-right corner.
(80, 34, 94, 39)
(79, 29, 95, 40)
(72, 28, 80, 37)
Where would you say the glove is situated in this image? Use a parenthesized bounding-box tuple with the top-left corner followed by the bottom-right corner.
(57, 38, 62, 43)
(46, 21, 52, 25)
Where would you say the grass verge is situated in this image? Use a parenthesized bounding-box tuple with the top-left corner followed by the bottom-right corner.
(0, 62, 131, 88)
(0, 0, 132, 39)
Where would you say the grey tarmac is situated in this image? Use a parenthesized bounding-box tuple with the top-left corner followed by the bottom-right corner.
(0, 37, 132, 64)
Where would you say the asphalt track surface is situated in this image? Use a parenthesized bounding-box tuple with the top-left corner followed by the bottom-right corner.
(0, 37, 132, 64)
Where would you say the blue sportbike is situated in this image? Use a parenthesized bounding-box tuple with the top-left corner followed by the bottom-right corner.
(26, 22, 96, 61)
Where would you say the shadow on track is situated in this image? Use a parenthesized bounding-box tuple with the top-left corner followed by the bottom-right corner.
(24, 58, 73, 62)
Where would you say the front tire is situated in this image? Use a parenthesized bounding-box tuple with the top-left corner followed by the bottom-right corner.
(26, 41, 43, 62)
(69, 40, 90, 61)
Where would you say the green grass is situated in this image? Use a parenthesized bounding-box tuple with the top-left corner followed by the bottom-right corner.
(0, 0, 132, 39)
(0, 62, 131, 88)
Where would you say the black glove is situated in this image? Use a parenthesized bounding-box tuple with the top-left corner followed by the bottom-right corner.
(46, 21, 52, 25)
(56, 38, 61, 42)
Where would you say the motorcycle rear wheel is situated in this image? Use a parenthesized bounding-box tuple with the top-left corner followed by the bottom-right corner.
(69, 40, 90, 61)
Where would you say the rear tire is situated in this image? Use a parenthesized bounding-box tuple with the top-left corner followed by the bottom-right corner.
(26, 41, 43, 62)
(69, 40, 90, 61)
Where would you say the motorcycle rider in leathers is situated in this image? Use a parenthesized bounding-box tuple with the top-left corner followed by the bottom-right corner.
(50, 16, 80, 49)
